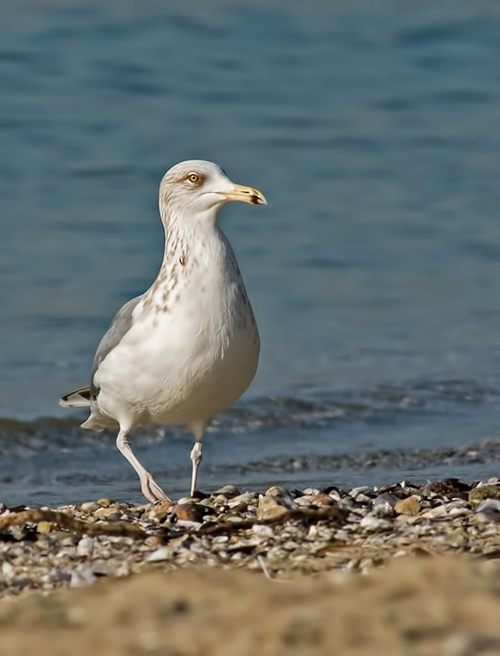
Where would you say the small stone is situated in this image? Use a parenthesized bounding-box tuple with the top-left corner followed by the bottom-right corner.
(97, 498, 112, 508)
(103, 512, 123, 522)
(53, 532, 77, 545)
(146, 547, 170, 562)
(252, 524, 275, 539)
(469, 485, 500, 507)
(70, 565, 96, 588)
(171, 503, 207, 523)
(349, 486, 370, 498)
(175, 519, 202, 530)
(77, 536, 94, 557)
(263, 487, 296, 507)
(448, 506, 470, 518)
(2, 562, 14, 578)
(372, 494, 397, 517)
(474, 499, 500, 523)
(214, 485, 240, 498)
(257, 494, 289, 521)
(302, 487, 320, 496)
(227, 492, 255, 510)
(37, 521, 52, 533)
(311, 493, 335, 507)
(264, 486, 290, 500)
(359, 513, 392, 531)
(420, 504, 449, 519)
(394, 496, 421, 516)
(373, 492, 398, 510)
(80, 502, 98, 513)
(327, 488, 343, 502)
(294, 495, 315, 507)
(148, 500, 174, 523)
(94, 505, 120, 520)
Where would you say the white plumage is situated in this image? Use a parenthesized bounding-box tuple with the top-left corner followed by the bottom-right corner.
(61, 160, 266, 502)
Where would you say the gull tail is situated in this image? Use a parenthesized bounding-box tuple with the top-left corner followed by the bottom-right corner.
(59, 387, 91, 408)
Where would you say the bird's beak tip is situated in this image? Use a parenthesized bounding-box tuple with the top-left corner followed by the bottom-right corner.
(219, 184, 267, 206)
(252, 193, 267, 206)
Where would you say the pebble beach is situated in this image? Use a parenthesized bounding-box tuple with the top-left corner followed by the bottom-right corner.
(3, 476, 500, 654)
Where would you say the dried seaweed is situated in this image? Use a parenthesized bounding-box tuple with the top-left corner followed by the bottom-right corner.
(0, 509, 147, 540)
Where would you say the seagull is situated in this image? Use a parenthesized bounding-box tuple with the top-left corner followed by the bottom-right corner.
(60, 160, 266, 503)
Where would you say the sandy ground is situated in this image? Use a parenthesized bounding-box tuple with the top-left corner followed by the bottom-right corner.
(2, 555, 500, 656)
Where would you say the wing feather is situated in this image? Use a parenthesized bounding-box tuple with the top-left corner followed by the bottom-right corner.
(90, 295, 143, 397)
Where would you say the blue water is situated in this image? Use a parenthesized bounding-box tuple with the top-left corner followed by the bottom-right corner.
(1, 0, 499, 504)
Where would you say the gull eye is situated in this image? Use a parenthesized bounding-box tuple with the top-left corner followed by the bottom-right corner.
(187, 172, 200, 184)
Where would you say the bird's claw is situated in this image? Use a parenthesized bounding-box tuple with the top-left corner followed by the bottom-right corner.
(140, 473, 171, 504)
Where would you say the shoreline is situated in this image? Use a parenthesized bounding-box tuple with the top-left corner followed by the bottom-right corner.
(2, 477, 500, 652)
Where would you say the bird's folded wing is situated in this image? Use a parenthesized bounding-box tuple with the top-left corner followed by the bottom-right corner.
(91, 295, 144, 380)
(59, 295, 144, 407)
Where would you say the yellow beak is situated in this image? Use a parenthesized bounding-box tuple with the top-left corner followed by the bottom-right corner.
(219, 184, 267, 206)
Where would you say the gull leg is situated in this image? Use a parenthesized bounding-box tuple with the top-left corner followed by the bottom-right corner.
(189, 440, 203, 497)
(116, 428, 171, 503)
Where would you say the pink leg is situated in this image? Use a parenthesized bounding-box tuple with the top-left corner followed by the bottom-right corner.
(116, 429, 171, 503)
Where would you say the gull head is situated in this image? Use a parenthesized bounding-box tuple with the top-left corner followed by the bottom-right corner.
(159, 160, 266, 225)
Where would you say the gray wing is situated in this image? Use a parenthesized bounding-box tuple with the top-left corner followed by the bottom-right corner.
(90, 295, 143, 397)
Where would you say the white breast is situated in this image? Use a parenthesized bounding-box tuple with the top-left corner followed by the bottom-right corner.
(93, 231, 260, 430)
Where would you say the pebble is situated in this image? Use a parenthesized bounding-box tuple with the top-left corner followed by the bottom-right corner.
(144, 535, 162, 548)
(349, 486, 370, 497)
(419, 504, 450, 519)
(257, 494, 290, 521)
(214, 485, 241, 498)
(227, 492, 255, 510)
(146, 547, 171, 563)
(474, 499, 500, 523)
(171, 503, 208, 523)
(0, 476, 498, 597)
(394, 496, 421, 516)
(312, 492, 335, 507)
(360, 514, 393, 532)
(147, 500, 174, 523)
(175, 519, 202, 530)
(265, 487, 296, 506)
(80, 502, 98, 513)
(77, 536, 95, 557)
(2, 562, 14, 579)
(294, 495, 315, 507)
(469, 485, 500, 506)
(94, 505, 121, 520)
(70, 565, 96, 588)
